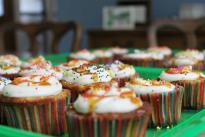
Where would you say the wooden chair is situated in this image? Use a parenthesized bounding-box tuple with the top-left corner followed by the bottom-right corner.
(148, 18, 205, 49)
(0, 21, 82, 55)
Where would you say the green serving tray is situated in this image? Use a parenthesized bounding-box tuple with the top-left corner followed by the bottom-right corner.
(0, 53, 204, 137)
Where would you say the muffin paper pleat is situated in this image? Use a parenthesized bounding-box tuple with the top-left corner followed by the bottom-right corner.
(137, 86, 184, 127)
(66, 112, 150, 137)
(2, 97, 68, 136)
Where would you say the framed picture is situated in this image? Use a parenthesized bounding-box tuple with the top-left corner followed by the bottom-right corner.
(103, 6, 147, 30)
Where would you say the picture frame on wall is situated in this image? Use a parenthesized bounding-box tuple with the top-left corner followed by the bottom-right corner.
(103, 6, 147, 30)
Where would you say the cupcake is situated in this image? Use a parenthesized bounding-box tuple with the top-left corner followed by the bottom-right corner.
(120, 50, 165, 67)
(61, 64, 113, 102)
(108, 47, 128, 61)
(0, 75, 70, 135)
(19, 66, 63, 80)
(68, 49, 96, 62)
(0, 55, 22, 79)
(168, 49, 204, 70)
(108, 60, 137, 86)
(21, 56, 52, 69)
(92, 49, 113, 64)
(159, 66, 205, 109)
(126, 78, 184, 127)
(148, 46, 172, 59)
(66, 81, 152, 137)
(58, 59, 90, 71)
(0, 77, 11, 124)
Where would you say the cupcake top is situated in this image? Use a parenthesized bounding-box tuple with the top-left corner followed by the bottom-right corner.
(108, 60, 136, 78)
(175, 49, 204, 61)
(59, 59, 89, 70)
(124, 50, 164, 60)
(148, 46, 172, 56)
(171, 56, 198, 66)
(62, 64, 112, 85)
(19, 66, 63, 80)
(159, 66, 204, 82)
(0, 63, 20, 74)
(126, 78, 175, 94)
(92, 50, 113, 58)
(70, 49, 96, 61)
(74, 82, 143, 114)
(0, 77, 11, 93)
(0, 54, 21, 66)
(3, 75, 62, 97)
(21, 56, 52, 69)
(108, 47, 128, 55)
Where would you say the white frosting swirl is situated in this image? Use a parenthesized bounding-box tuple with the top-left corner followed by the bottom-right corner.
(109, 47, 128, 55)
(62, 64, 112, 85)
(92, 50, 113, 58)
(19, 66, 63, 80)
(74, 95, 141, 114)
(21, 56, 52, 69)
(73, 83, 142, 114)
(175, 50, 204, 61)
(125, 50, 164, 60)
(0, 77, 11, 93)
(59, 59, 89, 70)
(0, 55, 21, 66)
(148, 46, 172, 56)
(3, 75, 62, 97)
(109, 61, 136, 78)
(159, 71, 201, 82)
(0, 64, 20, 74)
(126, 78, 175, 94)
(172, 57, 198, 66)
(70, 49, 96, 61)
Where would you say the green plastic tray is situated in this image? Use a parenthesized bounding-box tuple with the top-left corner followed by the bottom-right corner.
(0, 53, 204, 137)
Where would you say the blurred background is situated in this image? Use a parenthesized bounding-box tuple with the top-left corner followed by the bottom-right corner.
(1, 0, 205, 57)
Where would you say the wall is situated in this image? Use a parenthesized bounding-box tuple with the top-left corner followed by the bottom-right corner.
(56, 0, 205, 52)
(56, 0, 115, 52)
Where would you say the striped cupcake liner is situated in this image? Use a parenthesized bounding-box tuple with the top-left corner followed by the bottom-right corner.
(137, 86, 184, 127)
(175, 79, 205, 109)
(2, 97, 68, 136)
(66, 103, 151, 137)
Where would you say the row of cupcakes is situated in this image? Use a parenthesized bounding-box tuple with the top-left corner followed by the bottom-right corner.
(69, 47, 205, 70)
(0, 53, 205, 136)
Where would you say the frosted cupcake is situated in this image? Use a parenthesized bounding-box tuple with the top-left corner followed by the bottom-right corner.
(168, 49, 204, 70)
(58, 59, 90, 71)
(68, 49, 96, 62)
(0, 75, 70, 135)
(148, 46, 172, 58)
(92, 49, 113, 64)
(21, 56, 52, 69)
(120, 50, 165, 67)
(0, 77, 11, 124)
(19, 66, 63, 80)
(108, 60, 137, 86)
(159, 66, 205, 109)
(66, 82, 152, 137)
(0, 55, 21, 79)
(108, 47, 128, 60)
(61, 64, 113, 102)
(126, 78, 184, 127)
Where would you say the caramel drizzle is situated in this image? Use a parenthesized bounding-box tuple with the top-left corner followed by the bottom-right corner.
(12, 75, 51, 86)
